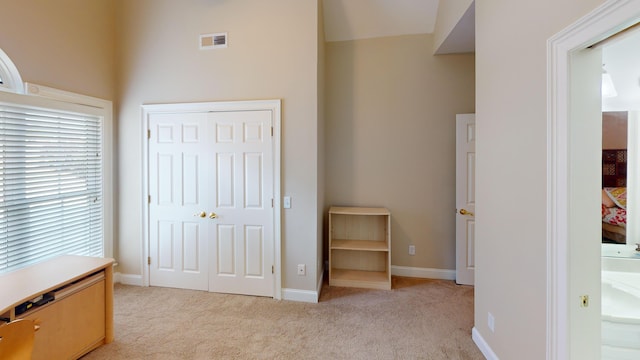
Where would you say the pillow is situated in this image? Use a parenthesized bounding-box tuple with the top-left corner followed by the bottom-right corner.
(604, 187, 627, 209)
(602, 189, 616, 208)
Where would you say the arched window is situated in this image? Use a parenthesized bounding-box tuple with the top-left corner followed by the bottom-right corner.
(0, 48, 24, 94)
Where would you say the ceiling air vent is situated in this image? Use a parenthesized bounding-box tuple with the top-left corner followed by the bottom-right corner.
(200, 32, 228, 50)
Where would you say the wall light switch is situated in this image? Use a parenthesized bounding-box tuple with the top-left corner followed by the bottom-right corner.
(283, 196, 291, 209)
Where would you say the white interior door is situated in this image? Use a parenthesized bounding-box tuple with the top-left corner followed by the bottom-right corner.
(567, 47, 602, 359)
(456, 114, 475, 286)
(148, 112, 210, 291)
(148, 108, 274, 297)
(208, 111, 274, 297)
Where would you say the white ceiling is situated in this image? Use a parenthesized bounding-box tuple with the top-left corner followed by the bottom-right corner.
(603, 29, 640, 111)
(323, 0, 440, 42)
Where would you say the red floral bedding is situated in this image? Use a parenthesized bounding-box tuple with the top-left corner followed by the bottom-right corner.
(602, 187, 627, 227)
(602, 204, 626, 227)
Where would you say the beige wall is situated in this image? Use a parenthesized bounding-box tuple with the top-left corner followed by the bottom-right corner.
(317, 0, 327, 284)
(602, 111, 628, 149)
(0, 0, 115, 100)
(475, 0, 604, 358)
(114, 0, 321, 291)
(325, 34, 475, 271)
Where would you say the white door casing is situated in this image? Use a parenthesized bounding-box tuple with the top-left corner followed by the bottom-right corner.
(547, 1, 640, 358)
(143, 100, 281, 299)
(456, 114, 476, 286)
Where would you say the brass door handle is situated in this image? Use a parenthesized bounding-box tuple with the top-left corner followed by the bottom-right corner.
(459, 209, 474, 216)
(209, 212, 218, 219)
(194, 211, 207, 218)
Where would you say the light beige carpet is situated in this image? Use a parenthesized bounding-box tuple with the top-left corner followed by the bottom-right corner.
(82, 276, 484, 360)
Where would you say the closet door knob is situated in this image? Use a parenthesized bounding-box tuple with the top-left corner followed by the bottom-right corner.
(209, 212, 218, 219)
(194, 211, 207, 218)
(459, 209, 474, 216)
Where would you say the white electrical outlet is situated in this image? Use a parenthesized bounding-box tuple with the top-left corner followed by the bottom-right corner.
(488, 312, 495, 333)
(297, 264, 306, 276)
(408, 245, 416, 256)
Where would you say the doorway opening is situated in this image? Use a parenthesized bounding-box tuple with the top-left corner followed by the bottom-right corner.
(548, 1, 640, 358)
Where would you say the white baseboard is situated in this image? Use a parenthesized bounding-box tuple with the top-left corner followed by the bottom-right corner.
(281, 263, 324, 303)
(118, 266, 451, 300)
(472, 327, 499, 360)
(391, 265, 456, 280)
(117, 271, 323, 303)
(281, 288, 319, 303)
(115, 272, 144, 286)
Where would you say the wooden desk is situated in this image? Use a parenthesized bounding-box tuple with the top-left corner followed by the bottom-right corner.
(0, 255, 114, 359)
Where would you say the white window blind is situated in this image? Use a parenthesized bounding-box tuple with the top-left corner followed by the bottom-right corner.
(0, 101, 103, 273)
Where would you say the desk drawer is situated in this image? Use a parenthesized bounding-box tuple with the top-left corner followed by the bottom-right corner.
(24, 279, 105, 359)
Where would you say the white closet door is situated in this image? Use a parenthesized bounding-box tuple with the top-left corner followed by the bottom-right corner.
(148, 112, 210, 291)
(456, 113, 475, 286)
(209, 111, 274, 297)
(148, 109, 274, 297)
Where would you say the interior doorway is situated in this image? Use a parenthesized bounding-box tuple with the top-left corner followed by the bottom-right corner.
(548, 1, 640, 358)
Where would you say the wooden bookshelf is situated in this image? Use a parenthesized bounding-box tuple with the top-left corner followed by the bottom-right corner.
(328, 207, 391, 290)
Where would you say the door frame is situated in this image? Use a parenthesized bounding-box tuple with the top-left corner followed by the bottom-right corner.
(141, 99, 282, 299)
(547, 1, 640, 358)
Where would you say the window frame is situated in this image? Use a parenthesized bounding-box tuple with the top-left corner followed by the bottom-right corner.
(0, 84, 114, 268)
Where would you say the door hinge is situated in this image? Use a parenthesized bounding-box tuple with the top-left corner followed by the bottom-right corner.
(148, 257, 151, 265)
(271, 126, 273, 137)
(272, 265, 274, 274)
(147, 129, 151, 139)
(148, 195, 151, 204)
(271, 198, 274, 208)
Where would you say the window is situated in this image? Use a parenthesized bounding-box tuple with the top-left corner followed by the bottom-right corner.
(0, 48, 24, 94)
(0, 86, 113, 274)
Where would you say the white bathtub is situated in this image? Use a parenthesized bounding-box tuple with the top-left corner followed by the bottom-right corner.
(602, 263, 640, 360)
